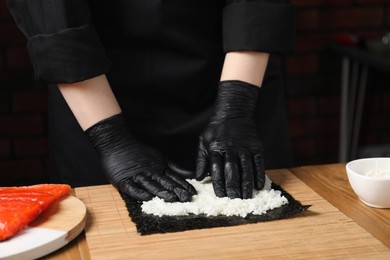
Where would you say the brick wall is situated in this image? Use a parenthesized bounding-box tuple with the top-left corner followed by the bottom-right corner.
(287, 0, 390, 165)
(1, 0, 390, 185)
(0, 0, 49, 186)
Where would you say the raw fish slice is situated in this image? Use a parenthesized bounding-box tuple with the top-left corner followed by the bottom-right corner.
(0, 192, 58, 212)
(0, 184, 70, 212)
(0, 201, 41, 241)
(0, 184, 71, 241)
(0, 184, 71, 197)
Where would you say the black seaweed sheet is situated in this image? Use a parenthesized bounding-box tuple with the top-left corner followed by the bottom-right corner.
(120, 183, 310, 235)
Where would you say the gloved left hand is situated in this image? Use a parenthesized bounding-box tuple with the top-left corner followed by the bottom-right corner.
(196, 80, 265, 199)
(85, 113, 197, 202)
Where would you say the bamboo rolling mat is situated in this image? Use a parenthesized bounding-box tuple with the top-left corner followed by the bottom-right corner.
(75, 169, 390, 259)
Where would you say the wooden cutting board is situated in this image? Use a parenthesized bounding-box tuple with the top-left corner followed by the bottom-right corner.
(0, 196, 86, 260)
(75, 169, 390, 259)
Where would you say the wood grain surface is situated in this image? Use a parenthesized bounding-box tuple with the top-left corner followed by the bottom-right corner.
(74, 168, 390, 259)
(290, 163, 390, 248)
(44, 234, 90, 260)
(42, 191, 91, 260)
(29, 196, 87, 242)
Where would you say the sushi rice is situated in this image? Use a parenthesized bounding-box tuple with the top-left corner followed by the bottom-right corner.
(141, 176, 288, 218)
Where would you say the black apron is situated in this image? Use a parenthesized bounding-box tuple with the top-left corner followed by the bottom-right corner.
(48, 1, 293, 186)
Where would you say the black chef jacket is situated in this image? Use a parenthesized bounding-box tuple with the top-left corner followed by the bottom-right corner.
(7, 0, 295, 187)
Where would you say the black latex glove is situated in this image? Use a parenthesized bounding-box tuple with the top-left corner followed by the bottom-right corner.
(85, 113, 197, 202)
(196, 80, 265, 199)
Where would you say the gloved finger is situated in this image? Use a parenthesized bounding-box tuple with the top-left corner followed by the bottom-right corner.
(132, 172, 178, 202)
(210, 151, 225, 197)
(152, 170, 193, 202)
(239, 151, 254, 199)
(117, 178, 154, 201)
(157, 170, 196, 202)
(165, 169, 197, 196)
(167, 159, 195, 179)
(195, 138, 209, 181)
(253, 154, 265, 190)
(224, 149, 241, 199)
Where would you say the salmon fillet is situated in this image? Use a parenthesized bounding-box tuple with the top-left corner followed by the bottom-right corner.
(0, 184, 71, 241)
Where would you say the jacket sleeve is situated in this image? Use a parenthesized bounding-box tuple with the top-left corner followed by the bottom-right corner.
(6, 0, 110, 84)
(222, 0, 295, 53)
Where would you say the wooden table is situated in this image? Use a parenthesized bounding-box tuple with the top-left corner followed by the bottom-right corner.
(45, 163, 390, 259)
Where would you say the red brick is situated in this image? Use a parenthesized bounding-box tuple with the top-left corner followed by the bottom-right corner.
(289, 118, 321, 137)
(296, 31, 356, 53)
(287, 97, 317, 117)
(323, 32, 352, 47)
(296, 9, 320, 31)
(285, 76, 324, 96)
(355, 30, 388, 41)
(0, 48, 3, 68)
(321, 155, 337, 164)
(0, 0, 12, 20)
(0, 71, 35, 90)
(287, 1, 390, 166)
(286, 55, 319, 75)
(383, 94, 390, 111)
(13, 92, 48, 113)
(292, 0, 353, 6)
(0, 160, 42, 184)
(292, 151, 323, 165)
(324, 117, 343, 136)
(321, 8, 384, 29)
(43, 159, 50, 179)
(367, 113, 390, 131)
(5, 47, 31, 68)
(382, 135, 390, 143)
(357, 0, 390, 4)
(365, 94, 383, 112)
(319, 96, 341, 116)
(318, 137, 339, 154)
(293, 156, 320, 167)
(0, 138, 10, 157)
(0, 94, 10, 113)
(326, 0, 354, 5)
(0, 115, 44, 135)
(360, 133, 382, 146)
(289, 117, 339, 137)
(292, 0, 322, 6)
(291, 139, 317, 157)
(298, 136, 339, 164)
(387, 8, 390, 27)
(294, 33, 326, 52)
(14, 137, 48, 156)
(0, 23, 26, 44)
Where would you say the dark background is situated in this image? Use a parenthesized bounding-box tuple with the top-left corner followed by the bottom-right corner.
(1, 0, 390, 185)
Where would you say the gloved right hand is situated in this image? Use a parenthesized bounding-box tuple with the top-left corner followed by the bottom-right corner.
(195, 81, 265, 199)
(85, 113, 197, 202)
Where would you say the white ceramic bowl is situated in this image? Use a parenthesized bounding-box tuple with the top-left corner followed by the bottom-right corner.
(346, 157, 390, 208)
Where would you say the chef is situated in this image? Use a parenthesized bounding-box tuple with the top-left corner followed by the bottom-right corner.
(6, 0, 295, 201)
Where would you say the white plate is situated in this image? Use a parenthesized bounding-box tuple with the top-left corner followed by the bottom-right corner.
(0, 196, 86, 260)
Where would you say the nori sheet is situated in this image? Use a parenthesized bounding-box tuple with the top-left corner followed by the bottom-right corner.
(120, 183, 310, 235)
